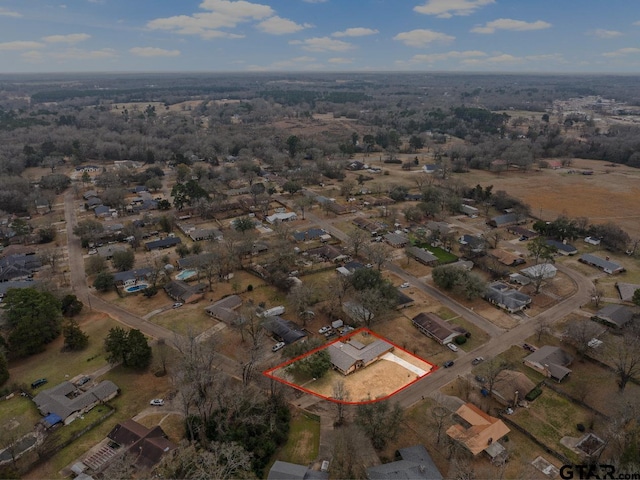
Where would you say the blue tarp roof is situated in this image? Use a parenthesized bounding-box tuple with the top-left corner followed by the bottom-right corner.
(43, 413, 62, 427)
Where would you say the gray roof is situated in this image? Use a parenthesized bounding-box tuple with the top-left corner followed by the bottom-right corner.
(0, 280, 36, 295)
(485, 282, 531, 313)
(163, 280, 206, 302)
(267, 461, 328, 480)
(0, 253, 41, 282)
(367, 445, 443, 480)
(113, 267, 153, 284)
(580, 254, 624, 273)
(262, 316, 307, 344)
(594, 304, 637, 328)
(524, 346, 573, 381)
(145, 237, 182, 250)
(293, 228, 326, 242)
(546, 239, 577, 253)
(490, 213, 520, 226)
(204, 295, 243, 324)
(616, 283, 640, 302)
(33, 381, 118, 420)
(177, 253, 217, 270)
(384, 232, 409, 247)
(412, 312, 457, 344)
(96, 244, 128, 258)
(327, 339, 394, 374)
(406, 247, 438, 265)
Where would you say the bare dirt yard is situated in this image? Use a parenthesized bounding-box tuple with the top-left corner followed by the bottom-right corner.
(268, 331, 435, 403)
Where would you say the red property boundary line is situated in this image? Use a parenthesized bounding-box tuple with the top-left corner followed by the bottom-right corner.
(263, 327, 438, 405)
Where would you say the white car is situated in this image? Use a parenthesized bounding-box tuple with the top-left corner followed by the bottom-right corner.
(272, 341, 286, 352)
(446, 343, 459, 352)
(172, 302, 183, 309)
(318, 326, 332, 334)
(400, 282, 410, 289)
(150, 399, 164, 406)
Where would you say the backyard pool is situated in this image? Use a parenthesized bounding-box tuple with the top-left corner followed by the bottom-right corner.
(175, 269, 197, 281)
(124, 283, 149, 293)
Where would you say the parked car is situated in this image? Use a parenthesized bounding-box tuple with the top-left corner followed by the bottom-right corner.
(443, 360, 454, 368)
(446, 343, 459, 352)
(88, 249, 98, 255)
(471, 357, 484, 365)
(318, 325, 332, 334)
(523, 343, 536, 352)
(400, 282, 410, 289)
(272, 341, 286, 352)
(76, 376, 91, 386)
(150, 399, 165, 406)
(172, 302, 183, 309)
(31, 378, 48, 389)
(475, 375, 486, 383)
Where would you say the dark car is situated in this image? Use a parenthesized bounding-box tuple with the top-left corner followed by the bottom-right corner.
(475, 375, 487, 383)
(76, 376, 91, 386)
(523, 343, 536, 352)
(443, 360, 454, 368)
(31, 378, 48, 389)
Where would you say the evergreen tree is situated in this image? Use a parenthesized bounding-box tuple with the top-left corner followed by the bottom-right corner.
(62, 319, 89, 351)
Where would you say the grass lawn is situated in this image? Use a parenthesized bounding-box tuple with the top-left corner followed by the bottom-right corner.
(448, 316, 490, 351)
(413, 243, 458, 264)
(150, 309, 213, 336)
(0, 395, 41, 447)
(487, 346, 547, 384)
(510, 387, 591, 463)
(8, 312, 117, 392)
(276, 410, 320, 465)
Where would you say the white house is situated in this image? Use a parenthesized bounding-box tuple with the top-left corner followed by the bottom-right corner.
(266, 212, 297, 224)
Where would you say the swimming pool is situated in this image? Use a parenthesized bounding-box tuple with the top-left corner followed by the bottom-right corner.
(175, 269, 197, 281)
(124, 283, 149, 293)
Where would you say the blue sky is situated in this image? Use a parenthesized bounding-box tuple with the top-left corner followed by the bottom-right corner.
(1, 0, 639, 73)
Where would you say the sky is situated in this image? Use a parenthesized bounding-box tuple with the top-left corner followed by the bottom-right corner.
(1, 0, 640, 73)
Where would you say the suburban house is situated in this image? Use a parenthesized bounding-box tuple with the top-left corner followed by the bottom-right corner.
(520, 263, 558, 280)
(411, 312, 458, 345)
(396, 290, 415, 309)
(0, 280, 35, 298)
(383, 232, 409, 248)
(94, 205, 113, 218)
(579, 254, 624, 274)
(488, 249, 526, 267)
(366, 445, 443, 480)
(267, 461, 328, 480)
(487, 213, 522, 228)
(461, 204, 479, 217)
(113, 267, 153, 286)
(266, 212, 298, 224)
(177, 253, 217, 270)
(507, 226, 538, 239)
(33, 381, 119, 425)
(262, 316, 307, 344)
(106, 419, 177, 470)
(593, 304, 637, 328)
(523, 346, 573, 382)
(484, 282, 532, 313)
(145, 237, 182, 251)
(327, 338, 394, 375)
(616, 283, 640, 303)
(85, 197, 103, 209)
(490, 370, 536, 407)
(342, 301, 373, 324)
(163, 280, 206, 304)
(426, 221, 453, 236)
(83, 190, 99, 200)
(306, 245, 347, 263)
(293, 228, 327, 242)
(188, 227, 223, 242)
(546, 239, 578, 256)
(459, 235, 486, 254)
(406, 246, 438, 266)
(0, 252, 41, 282)
(446, 403, 510, 459)
(204, 295, 243, 324)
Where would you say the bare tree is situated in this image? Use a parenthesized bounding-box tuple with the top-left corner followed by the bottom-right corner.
(287, 284, 315, 326)
(332, 380, 350, 425)
(431, 405, 449, 445)
(363, 242, 389, 271)
(330, 426, 368, 480)
(607, 328, 640, 392)
(563, 318, 603, 359)
(535, 317, 552, 342)
(346, 228, 369, 258)
(477, 358, 510, 401)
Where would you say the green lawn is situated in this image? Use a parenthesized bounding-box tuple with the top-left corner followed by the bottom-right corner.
(275, 410, 320, 465)
(448, 316, 490, 351)
(0, 395, 41, 447)
(413, 243, 458, 264)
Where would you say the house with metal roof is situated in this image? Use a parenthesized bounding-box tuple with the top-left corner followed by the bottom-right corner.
(616, 283, 640, 302)
(367, 445, 443, 480)
(579, 254, 624, 274)
(327, 338, 394, 375)
(411, 312, 458, 345)
(487, 213, 521, 228)
(523, 346, 573, 382)
(33, 381, 118, 425)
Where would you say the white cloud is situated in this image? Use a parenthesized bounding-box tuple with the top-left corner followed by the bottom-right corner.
(0, 7, 22, 17)
(257, 16, 311, 35)
(602, 47, 640, 57)
(148, 0, 274, 39)
(21, 50, 45, 63)
(51, 48, 118, 60)
(471, 19, 551, 34)
(271, 56, 316, 67)
(414, 0, 495, 18)
(590, 29, 622, 39)
(130, 47, 181, 57)
(42, 33, 91, 44)
(0, 41, 45, 51)
(289, 36, 354, 52)
(332, 27, 379, 38)
(328, 57, 353, 64)
(408, 50, 487, 63)
(393, 29, 454, 48)
(462, 52, 565, 66)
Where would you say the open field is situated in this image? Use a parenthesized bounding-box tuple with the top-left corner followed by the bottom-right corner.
(274, 409, 320, 465)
